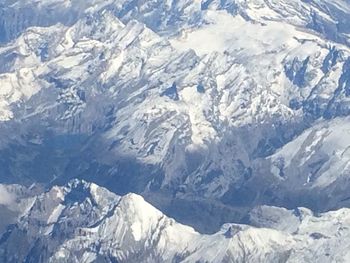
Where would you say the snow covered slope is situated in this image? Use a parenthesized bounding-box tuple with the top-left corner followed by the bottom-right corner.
(1, 0, 350, 233)
(267, 116, 350, 211)
(1, 180, 350, 263)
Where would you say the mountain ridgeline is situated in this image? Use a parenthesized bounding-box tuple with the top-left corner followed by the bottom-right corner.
(1, 1, 350, 261)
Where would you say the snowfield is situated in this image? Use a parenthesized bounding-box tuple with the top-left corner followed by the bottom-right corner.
(1, 0, 350, 261)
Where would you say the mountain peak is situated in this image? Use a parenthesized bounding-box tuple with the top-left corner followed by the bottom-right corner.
(1, 1, 350, 261)
(2, 181, 350, 262)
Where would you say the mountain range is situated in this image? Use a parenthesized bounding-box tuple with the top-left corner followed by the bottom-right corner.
(1, 180, 350, 262)
(1, 0, 350, 262)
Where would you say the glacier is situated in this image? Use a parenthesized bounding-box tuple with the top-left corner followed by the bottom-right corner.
(1, 0, 350, 261)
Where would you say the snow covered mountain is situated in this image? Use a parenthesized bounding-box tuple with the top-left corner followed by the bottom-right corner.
(1, 0, 350, 257)
(1, 180, 350, 263)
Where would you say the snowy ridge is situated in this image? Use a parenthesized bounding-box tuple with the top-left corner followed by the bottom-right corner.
(268, 116, 350, 211)
(1, 180, 350, 263)
(1, 0, 350, 243)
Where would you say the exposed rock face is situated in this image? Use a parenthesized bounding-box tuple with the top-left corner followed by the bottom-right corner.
(1, 180, 350, 263)
(1, 0, 350, 239)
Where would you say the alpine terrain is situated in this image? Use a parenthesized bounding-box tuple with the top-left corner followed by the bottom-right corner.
(1, 0, 350, 262)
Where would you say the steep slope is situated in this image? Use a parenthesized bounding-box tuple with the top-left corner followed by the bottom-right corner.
(0, 183, 38, 235)
(267, 116, 350, 211)
(1, 180, 350, 263)
(1, 0, 350, 232)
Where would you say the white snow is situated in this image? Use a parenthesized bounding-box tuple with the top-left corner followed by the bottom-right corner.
(2, 180, 350, 262)
(0, 185, 16, 206)
(270, 117, 350, 187)
(1, 1, 350, 261)
(47, 204, 65, 224)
